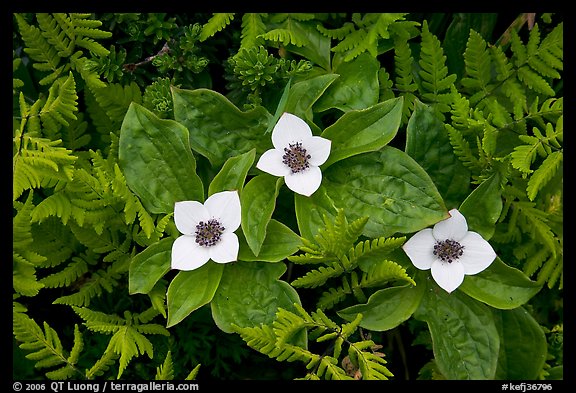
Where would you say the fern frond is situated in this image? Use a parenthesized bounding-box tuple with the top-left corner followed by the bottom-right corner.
(315, 209, 368, 258)
(361, 260, 416, 288)
(199, 13, 235, 41)
(39, 257, 88, 288)
(526, 150, 562, 201)
(461, 30, 492, 92)
(418, 21, 457, 111)
(155, 351, 174, 380)
(317, 281, 351, 310)
(239, 13, 267, 49)
(40, 72, 79, 135)
(13, 311, 84, 379)
(316, 22, 355, 40)
(260, 28, 305, 46)
(73, 307, 169, 379)
(290, 264, 345, 288)
(13, 106, 77, 201)
(85, 350, 118, 379)
(349, 340, 394, 380)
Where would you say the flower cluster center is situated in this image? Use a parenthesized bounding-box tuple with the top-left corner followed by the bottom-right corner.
(282, 142, 311, 174)
(433, 239, 464, 263)
(195, 219, 225, 247)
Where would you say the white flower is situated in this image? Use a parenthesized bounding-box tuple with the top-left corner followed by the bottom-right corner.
(402, 208, 497, 293)
(256, 112, 331, 197)
(171, 190, 241, 271)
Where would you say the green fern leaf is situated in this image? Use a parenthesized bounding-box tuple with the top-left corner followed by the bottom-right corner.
(13, 311, 83, 379)
(461, 30, 492, 91)
(316, 22, 355, 40)
(418, 20, 457, 100)
(526, 150, 562, 201)
(199, 13, 235, 41)
(85, 350, 118, 379)
(240, 13, 267, 49)
(40, 72, 79, 135)
(155, 350, 175, 380)
(39, 257, 88, 288)
(260, 28, 305, 46)
(185, 364, 201, 380)
(290, 264, 345, 288)
(361, 260, 415, 288)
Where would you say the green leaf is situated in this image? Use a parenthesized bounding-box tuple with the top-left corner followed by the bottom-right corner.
(119, 103, 204, 213)
(414, 281, 500, 380)
(211, 261, 301, 333)
(337, 283, 424, 331)
(172, 87, 272, 167)
(405, 99, 470, 208)
(459, 258, 542, 310)
(238, 219, 303, 262)
(493, 307, 548, 380)
(208, 149, 256, 197)
(284, 74, 339, 129)
(283, 20, 331, 71)
(240, 174, 283, 256)
(314, 53, 380, 112)
(458, 172, 502, 240)
(321, 97, 403, 167)
(166, 262, 224, 328)
(322, 147, 448, 238)
(294, 186, 338, 242)
(265, 79, 292, 135)
(129, 237, 173, 295)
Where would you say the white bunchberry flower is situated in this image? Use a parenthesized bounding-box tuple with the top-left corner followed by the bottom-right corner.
(402, 208, 497, 293)
(171, 190, 241, 271)
(256, 112, 331, 197)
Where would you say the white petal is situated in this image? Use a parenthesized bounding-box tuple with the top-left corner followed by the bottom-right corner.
(431, 260, 465, 293)
(433, 208, 468, 241)
(402, 228, 436, 270)
(209, 232, 239, 263)
(305, 136, 332, 166)
(458, 231, 497, 275)
(256, 149, 291, 177)
(171, 236, 210, 271)
(174, 201, 209, 235)
(272, 112, 312, 149)
(284, 166, 322, 197)
(204, 190, 241, 231)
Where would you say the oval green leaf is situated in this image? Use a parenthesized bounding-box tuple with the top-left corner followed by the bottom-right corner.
(119, 102, 204, 213)
(211, 261, 301, 333)
(338, 283, 424, 331)
(414, 282, 500, 380)
(460, 258, 542, 309)
(321, 96, 403, 167)
(208, 149, 256, 197)
(323, 146, 448, 238)
(166, 262, 224, 328)
(238, 219, 303, 262)
(315, 52, 380, 112)
(459, 172, 503, 240)
(129, 237, 173, 295)
(493, 307, 548, 380)
(294, 186, 338, 241)
(405, 99, 470, 208)
(240, 174, 283, 256)
(172, 87, 272, 167)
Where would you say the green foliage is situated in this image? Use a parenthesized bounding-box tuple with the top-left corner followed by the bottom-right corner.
(13, 13, 562, 382)
(289, 210, 413, 310)
(13, 305, 84, 379)
(233, 304, 393, 380)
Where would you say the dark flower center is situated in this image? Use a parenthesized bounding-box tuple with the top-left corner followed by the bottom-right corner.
(282, 142, 311, 174)
(195, 219, 225, 247)
(433, 239, 464, 263)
